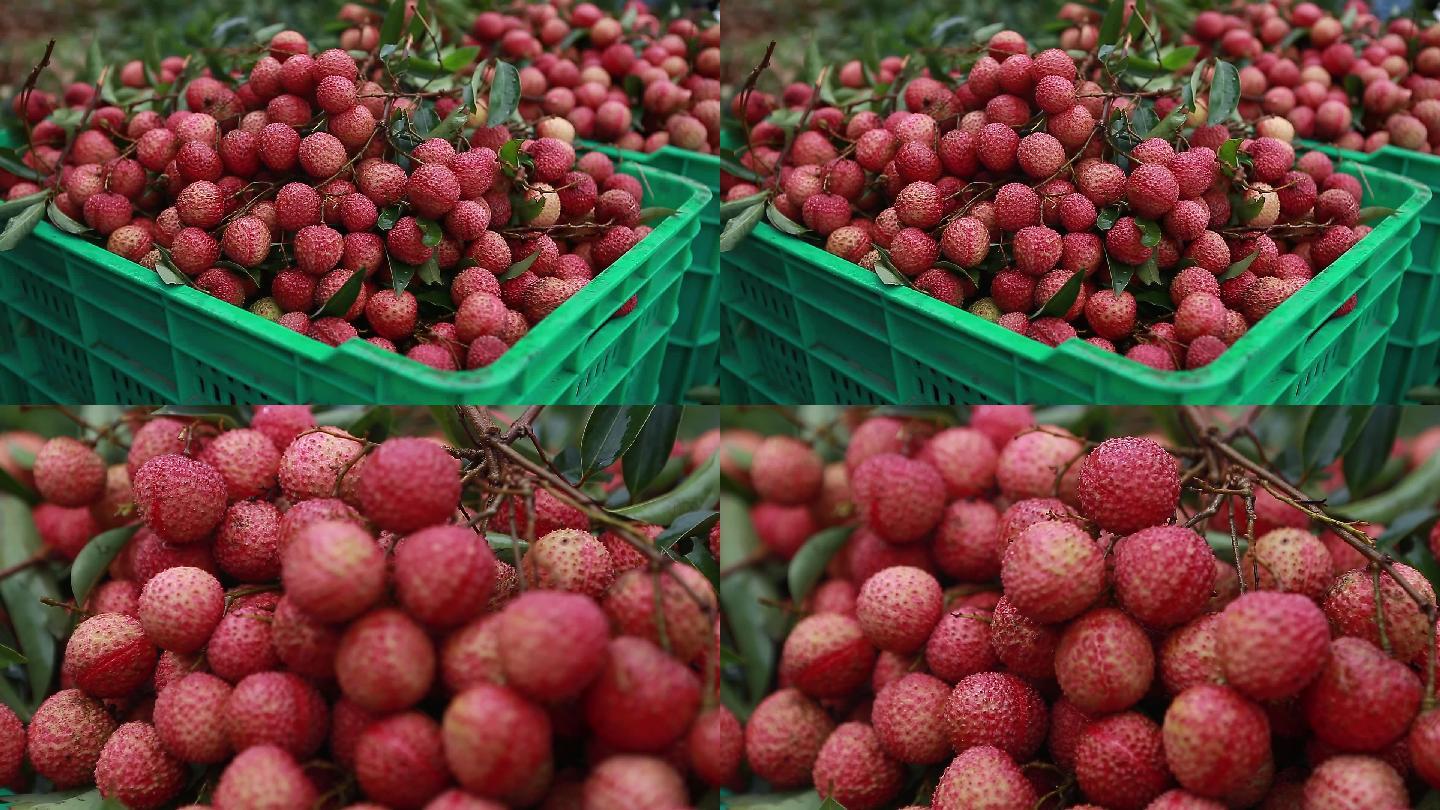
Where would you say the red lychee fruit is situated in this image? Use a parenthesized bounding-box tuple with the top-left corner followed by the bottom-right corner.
(282, 519, 385, 622)
(336, 609, 436, 713)
(583, 636, 700, 753)
(919, 427, 998, 498)
(1113, 525, 1217, 629)
(931, 745, 1039, 810)
(212, 745, 318, 810)
(750, 436, 823, 504)
(855, 565, 943, 653)
(441, 684, 551, 799)
(133, 454, 227, 544)
(990, 595, 1062, 680)
(153, 672, 232, 763)
(223, 671, 328, 758)
(26, 689, 118, 788)
(1159, 613, 1225, 696)
(1077, 436, 1179, 535)
(925, 606, 997, 682)
(199, 429, 280, 502)
(1323, 562, 1434, 661)
(138, 565, 224, 653)
(393, 524, 495, 628)
(521, 528, 614, 597)
(94, 722, 185, 810)
(1002, 519, 1104, 622)
(743, 688, 836, 789)
(34, 436, 106, 507)
(276, 427, 365, 502)
(0, 703, 21, 786)
(582, 755, 688, 810)
(63, 612, 157, 698)
(354, 712, 452, 810)
(1303, 754, 1408, 810)
(1075, 712, 1172, 810)
(932, 499, 1002, 583)
(812, 722, 904, 810)
(851, 453, 946, 543)
(213, 500, 282, 583)
(1303, 637, 1421, 753)
(357, 437, 461, 532)
(1162, 685, 1271, 799)
(689, 706, 743, 788)
(944, 670, 1048, 759)
(495, 590, 608, 702)
(871, 672, 951, 764)
(995, 428, 1083, 502)
(1216, 591, 1329, 700)
(1055, 607, 1155, 713)
(780, 612, 876, 699)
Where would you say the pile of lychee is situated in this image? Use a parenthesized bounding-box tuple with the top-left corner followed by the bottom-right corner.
(461, 1, 721, 154)
(1188, 1, 1440, 154)
(725, 30, 1377, 370)
(0, 406, 730, 809)
(725, 405, 1440, 809)
(4, 28, 658, 372)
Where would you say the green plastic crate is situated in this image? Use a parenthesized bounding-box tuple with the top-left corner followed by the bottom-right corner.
(720, 162, 1430, 405)
(580, 140, 719, 392)
(1298, 140, 1440, 403)
(659, 334, 719, 403)
(0, 156, 710, 404)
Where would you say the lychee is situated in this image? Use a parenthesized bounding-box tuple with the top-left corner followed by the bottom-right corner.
(1054, 607, 1155, 713)
(33, 436, 106, 507)
(354, 712, 452, 810)
(336, 608, 436, 713)
(931, 745, 1038, 810)
(496, 590, 608, 701)
(1074, 712, 1172, 810)
(1216, 591, 1329, 700)
(855, 565, 943, 653)
(1077, 436, 1179, 535)
(138, 565, 224, 653)
(944, 670, 1048, 759)
(780, 612, 876, 699)
(26, 688, 118, 787)
(441, 684, 551, 799)
(1113, 525, 1217, 629)
(1162, 685, 1271, 799)
(743, 688, 835, 789)
(871, 672, 952, 764)
(1303, 636, 1421, 753)
(212, 745, 318, 810)
(153, 672, 232, 763)
(282, 519, 385, 622)
(811, 722, 904, 810)
(63, 612, 157, 698)
(223, 670, 328, 757)
(94, 722, 185, 810)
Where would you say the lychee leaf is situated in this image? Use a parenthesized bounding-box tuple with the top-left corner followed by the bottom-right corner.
(1339, 445, 1440, 525)
(312, 265, 366, 319)
(0, 200, 44, 252)
(719, 192, 769, 219)
(46, 201, 89, 235)
(764, 203, 807, 236)
(639, 207, 677, 226)
(485, 61, 521, 127)
(0, 148, 41, 182)
(1220, 250, 1259, 280)
(427, 104, 470, 142)
(1136, 257, 1161, 286)
(1206, 60, 1240, 125)
(618, 452, 718, 525)
(803, 38, 823, 85)
(1137, 218, 1162, 247)
(1110, 262, 1136, 294)
(0, 460, 33, 504)
(1359, 206, 1397, 225)
(1161, 45, 1199, 71)
(416, 217, 444, 247)
(70, 524, 140, 608)
(787, 525, 855, 603)
(0, 191, 47, 220)
(416, 257, 442, 286)
(719, 202, 764, 252)
(654, 509, 719, 556)
(0, 494, 58, 713)
(0, 789, 120, 809)
(153, 252, 189, 286)
(441, 46, 481, 73)
(390, 261, 418, 293)
(971, 21, 1006, 45)
(378, 205, 404, 231)
(1342, 406, 1402, 499)
(581, 406, 653, 480)
(1148, 106, 1189, 141)
(500, 249, 542, 281)
(1098, 0, 1127, 47)
(1034, 268, 1085, 319)
(622, 405, 680, 497)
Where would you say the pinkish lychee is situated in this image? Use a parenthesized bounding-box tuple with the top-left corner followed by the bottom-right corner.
(281, 519, 385, 622)
(336, 608, 436, 713)
(356, 437, 461, 532)
(811, 722, 904, 810)
(394, 524, 496, 628)
(63, 612, 158, 698)
(1054, 607, 1155, 714)
(779, 612, 876, 699)
(855, 565, 943, 653)
(743, 688, 835, 789)
(133, 454, 227, 544)
(520, 528, 613, 597)
(495, 590, 608, 701)
(1077, 436, 1179, 535)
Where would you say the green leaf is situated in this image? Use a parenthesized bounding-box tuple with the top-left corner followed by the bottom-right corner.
(787, 525, 855, 602)
(971, 21, 1006, 44)
(1358, 206, 1397, 225)
(390, 261, 418, 293)
(426, 104, 470, 142)
(378, 204, 404, 230)
(1097, 207, 1120, 230)
(1220, 249, 1259, 280)
(345, 406, 395, 442)
(765, 203, 808, 235)
(1343, 406, 1401, 499)
(720, 201, 765, 252)
(0, 643, 25, 666)
(1302, 407, 1367, 478)
(804, 38, 824, 85)
(1148, 105, 1189, 141)
(43, 200, 87, 235)
(654, 509, 720, 555)
(1207, 60, 1240, 125)
(0, 148, 41, 181)
(1217, 137, 1242, 169)
(416, 217, 444, 247)
(617, 452, 717, 525)
(499, 249, 542, 281)
(721, 565, 781, 704)
(3, 788, 127, 809)
(380, 0, 408, 46)
(441, 46, 481, 72)
(416, 256, 442, 286)
(1110, 262, 1136, 294)
(70, 525, 140, 607)
(0, 494, 59, 712)
(581, 406, 653, 480)
(622, 406, 680, 500)
(1099, 0, 1128, 47)
(486, 61, 521, 127)
(312, 267, 366, 318)
(428, 406, 474, 449)
(1137, 218, 1162, 248)
(639, 207, 677, 226)
(723, 792, 825, 810)
(0, 201, 45, 251)
(1161, 45, 1199, 70)
(1340, 444, 1440, 525)
(1135, 256, 1161, 286)
(719, 192, 769, 218)
(153, 252, 189, 286)
(0, 191, 47, 219)
(1034, 270, 1084, 318)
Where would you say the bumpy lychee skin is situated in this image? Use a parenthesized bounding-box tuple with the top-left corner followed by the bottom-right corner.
(394, 524, 496, 628)
(851, 454, 947, 543)
(932, 499, 1002, 583)
(270, 594, 341, 680)
(990, 595, 1062, 680)
(133, 454, 227, 544)
(1162, 685, 1271, 799)
(780, 612, 877, 699)
(356, 437, 461, 532)
(1159, 613, 1225, 696)
(214, 499, 282, 583)
(944, 670, 1048, 760)
(1304, 637, 1421, 753)
(584, 636, 701, 753)
(1216, 591, 1329, 700)
(153, 671, 231, 763)
(583, 755, 688, 810)
(224, 671, 328, 757)
(94, 721, 185, 810)
(0, 703, 20, 786)
(26, 688, 118, 787)
(1077, 437, 1179, 535)
(855, 565, 943, 653)
(212, 745, 318, 810)
(496, 590, 608, 702)
(920, 427, 998, 498)
(250, 405, 315, 452)
(1303, 754, 1408, 810)
(812, 722, 904, 810)
(603, 563, 716, 664)
(871, 673, 951, 764)
(931, 745, 1039, 810)
(1410, 709, 1440, 790)
(64, 611, 157, 698)
(336, 608, 436, 713)
(995, 428, 1083, 502)
(276, 427, 365, 502)
(1054, 607, 1155, 714)
(354, 712, 451, 810)
(440, 614, 505, 693)
(199, 428, 280, 501)
(282, 519, 385, 622)
(441, 684, 551, 800)
(744, 688, 836, 789)
(520, 528, 613, 597)
(1324, 563, 1435, 661)
(690, 705, 744, 788)
(925, 606, 997, 682)
(1240, 527, 1333, 599)
(749, 435, 824, 504)
(1001, 519, 1104, 623)
(34, 436, 107, 507)
(1074, 712, 1172, 810)
(137, 565, 224, 653)
(207, 604, 281, 683)
(1113, 525, 1217, 629)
